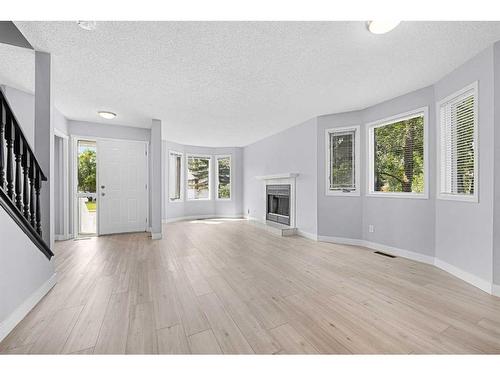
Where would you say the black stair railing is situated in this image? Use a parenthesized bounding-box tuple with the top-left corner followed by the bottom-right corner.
(0, 88, 53, 260)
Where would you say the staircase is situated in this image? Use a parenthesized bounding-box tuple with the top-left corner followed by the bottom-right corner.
(0, 88, 53, 260)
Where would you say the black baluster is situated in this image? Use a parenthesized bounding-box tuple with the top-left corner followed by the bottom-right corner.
(14, 129, 23, 211)
(35, 167, 42, 236)
(22, 141, 30, 220)
(0, 99, 5, 189)
(5, 111, 14, 200)
(29, 155, 36, 228)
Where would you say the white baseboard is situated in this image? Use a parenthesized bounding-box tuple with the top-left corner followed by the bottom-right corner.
(296, 230, 318, 241)
(151, 232, 162, 240)
(55, 234, 73, 241)
(492, 284, 500, 297)
(164, 214, 244, 224)
(0, 273, 57, 342)
(317, 234, 498, 296)
(318, 235, 364, 247)
(434, 258, 492, 294)
(317, 235, 435, 265)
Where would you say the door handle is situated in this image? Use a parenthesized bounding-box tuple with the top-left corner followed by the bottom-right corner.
(101, 185, 105, 189)
(101, 192, 106, 196)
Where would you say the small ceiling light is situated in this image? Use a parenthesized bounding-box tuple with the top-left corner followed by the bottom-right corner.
(98, 111, 116, 120)
(367, 21, 401, 34)
(77, 21, 97, 31)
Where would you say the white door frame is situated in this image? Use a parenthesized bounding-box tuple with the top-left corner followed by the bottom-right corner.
(54, 129, 70, 241)
(71, 135, 150, 237)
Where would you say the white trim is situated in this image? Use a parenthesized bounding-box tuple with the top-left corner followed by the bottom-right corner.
(316, 235, 498, 295)
(492, 284, 500, 297)
(168, 150, 184, 203)
(296, 230, 318, 241)
(0, 273, 57, 342)
(256, 173, 299, 180)
(436, 81, 479, 203)
(215, 154, 232, 201)
(54, 128, 69, 139)
(164, 214, 244, 223)
(325, 125, 361, 196)
(186, 154, 212, 201)
(55, 234, 73, 241)
(151, 232, 162, 240)
(318, 236, 433, 265)
(434, 258, 491, 294)
(366, 107, 429, 199)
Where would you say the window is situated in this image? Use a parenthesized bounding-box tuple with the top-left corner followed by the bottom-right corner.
(326, 126, 360, 195)
(187, 155, 211, 200)
(216, 155, 231, 200)
(367, 108, 428, 198)
(437, 82, 478, 202)
(169, 151, 183, 201)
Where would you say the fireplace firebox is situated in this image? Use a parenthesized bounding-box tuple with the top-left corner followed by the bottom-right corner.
(266, 184, 291, 226)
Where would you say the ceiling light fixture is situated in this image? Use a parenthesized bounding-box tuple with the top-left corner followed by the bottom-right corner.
(98, 111, 116, 120)
(77, 21, 97, 31)
(367, 21, 401, 34)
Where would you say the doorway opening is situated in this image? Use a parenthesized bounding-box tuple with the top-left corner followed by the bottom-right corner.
(76, 139, 97, 236)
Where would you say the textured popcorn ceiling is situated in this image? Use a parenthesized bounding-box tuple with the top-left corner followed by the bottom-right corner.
(3, 21, 500, 146)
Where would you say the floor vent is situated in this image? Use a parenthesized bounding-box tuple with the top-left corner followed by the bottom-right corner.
(374, 251, 396, 258)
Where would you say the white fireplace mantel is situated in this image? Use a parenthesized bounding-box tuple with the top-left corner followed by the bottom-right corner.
(255, 173, 299, 180)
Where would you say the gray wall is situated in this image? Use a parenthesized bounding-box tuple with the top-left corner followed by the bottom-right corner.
(317, 111, 363, 240)
(494, 42, 500, 285)
(243, 117, 318, 236)
(164, 141, 244, 221)
(361, 86, 436, 257)
(434, 46, 495, 283)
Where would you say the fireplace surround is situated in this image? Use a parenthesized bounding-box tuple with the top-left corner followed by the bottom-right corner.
(266, 184, 291, 225)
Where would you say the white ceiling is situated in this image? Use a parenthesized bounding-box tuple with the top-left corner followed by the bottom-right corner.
(2, 21, 500, 146)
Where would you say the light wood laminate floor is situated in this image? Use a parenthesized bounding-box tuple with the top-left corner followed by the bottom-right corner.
(2, 219, 500, 354)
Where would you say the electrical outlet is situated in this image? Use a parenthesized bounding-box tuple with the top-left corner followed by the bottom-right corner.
(369, 225, 374, 233)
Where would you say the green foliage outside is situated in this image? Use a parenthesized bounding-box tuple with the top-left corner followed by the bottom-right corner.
(187, 157, 210, 199)
(85, 201, 96, 212)
(330, 132, 354, 190)
(374, 116, 424, 193)
(78, 149, 97, 194)
(217, 157, 231, 199)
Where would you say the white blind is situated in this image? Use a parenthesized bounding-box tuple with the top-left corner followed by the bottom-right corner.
(329, 130, 355, 190)
(440, 88, 476, 196)
(169, 153, 182, 200)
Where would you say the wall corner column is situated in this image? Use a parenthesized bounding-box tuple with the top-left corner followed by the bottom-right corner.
(34, 51, 54, 250)
(151, 119, 162, 239)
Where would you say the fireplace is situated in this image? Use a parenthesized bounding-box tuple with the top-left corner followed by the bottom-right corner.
(266, 184, 291, 226)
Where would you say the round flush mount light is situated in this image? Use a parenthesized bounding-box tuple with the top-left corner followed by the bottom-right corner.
(98, 111, 117, 120)
(77, 21, 97, 31)
(367, 21, 401, 34)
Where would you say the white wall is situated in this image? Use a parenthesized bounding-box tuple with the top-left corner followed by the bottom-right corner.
(164, 141, 244, 221)
(243, 118, 318, 237)
(0, 206, 56, 341)
(494, 42, 500, 287)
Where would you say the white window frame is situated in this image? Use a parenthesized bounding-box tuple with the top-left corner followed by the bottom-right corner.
(186, 154, 212, 201)
(325, 125, 360, 196)
(436, 81, 479, 203)
(215, 154, 232, 201)
(168, 150, 184, 203)
(366, 107, 429, 199)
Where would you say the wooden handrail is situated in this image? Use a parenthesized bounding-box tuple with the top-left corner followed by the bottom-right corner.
(0, 87, 53, 260)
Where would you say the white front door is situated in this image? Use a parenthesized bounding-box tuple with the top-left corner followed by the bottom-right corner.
(98, 139, 148, 235)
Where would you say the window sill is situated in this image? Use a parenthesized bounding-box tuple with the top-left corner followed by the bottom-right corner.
(437, 194, 478, 203)
(186, 198, 212, 202)
(366, 192, 428, 200)
(169, 199, 184, 203)
(216, 198, 232, 202)
(326, 190, 360, 197)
